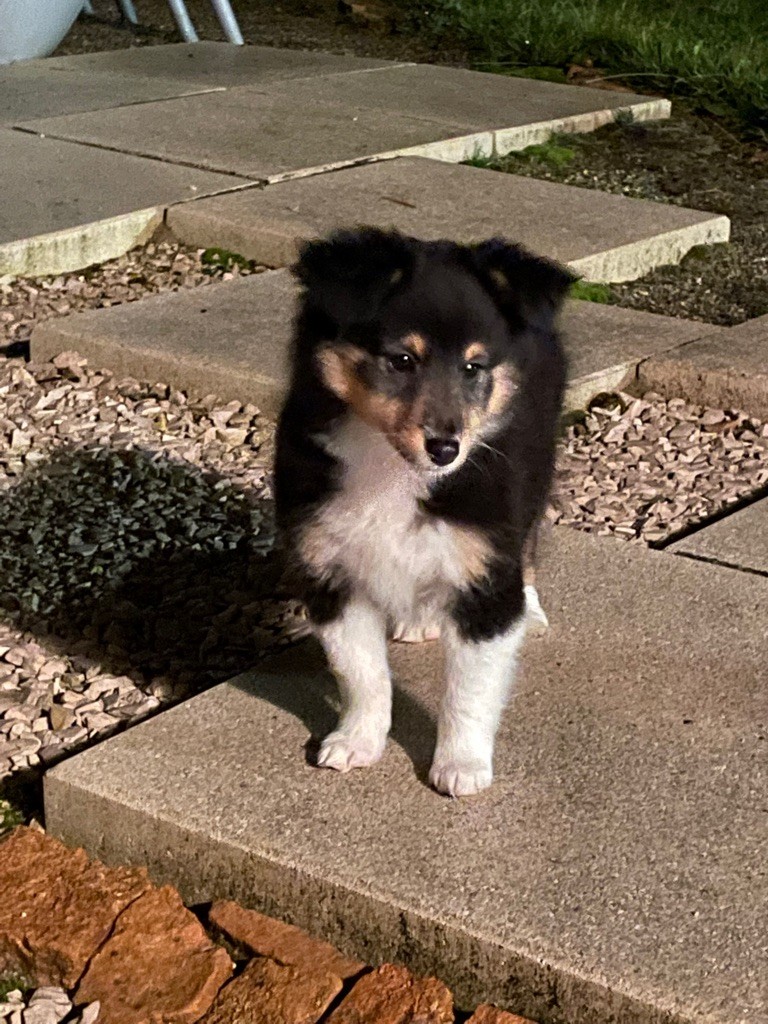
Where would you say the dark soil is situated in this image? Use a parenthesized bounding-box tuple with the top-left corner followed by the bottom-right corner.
(488, 111, 768, 325)
(57, 1, 768, 327)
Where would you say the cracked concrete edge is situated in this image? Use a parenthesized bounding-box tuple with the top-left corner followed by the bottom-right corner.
(493, 97, 671, 156)
(0, 208, 164, 277)
(568, 215, 731, 283)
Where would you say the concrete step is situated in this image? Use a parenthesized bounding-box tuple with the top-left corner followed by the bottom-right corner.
(44, 527, 768, 1024)
(671, 498, 768, 574)
(31, 267, 716, 417)
(167, 156, 729, 283)
(638, 313, 768, 419)
(0, 129, 247, 277)
(0, 42, 398, 124)
(17, 63, 669, 183)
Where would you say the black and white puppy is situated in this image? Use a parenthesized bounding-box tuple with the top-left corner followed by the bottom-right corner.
(274, 228, 571, 797)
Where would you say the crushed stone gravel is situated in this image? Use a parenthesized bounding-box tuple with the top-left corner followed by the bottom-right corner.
(0, 987, 99, 1024)
(553, 391, 768, 544)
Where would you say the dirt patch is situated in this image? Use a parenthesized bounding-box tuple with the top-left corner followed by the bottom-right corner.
(488, 110, 768, 325)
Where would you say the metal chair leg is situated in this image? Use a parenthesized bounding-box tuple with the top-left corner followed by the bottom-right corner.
(166, 0, 200, 42)
(209, 0, 244, 44)
(116, 0, 139, 24)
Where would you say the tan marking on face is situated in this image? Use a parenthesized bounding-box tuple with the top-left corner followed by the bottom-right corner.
(487, 363, 518, 417)
(402, 332, 428, 360)
(463, 342, 489, 364)
(449, 524, 493, 586)
(316, 344, 367, 402)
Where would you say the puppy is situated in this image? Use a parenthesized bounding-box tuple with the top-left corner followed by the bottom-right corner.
(274, 228, 571, 796)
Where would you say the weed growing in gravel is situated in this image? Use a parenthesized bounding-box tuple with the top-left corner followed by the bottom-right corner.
(0, 973, 30, 1000)
(201, 247, 258, 275)
(570, 281, 612, 303)
(0, 798, 23, 836)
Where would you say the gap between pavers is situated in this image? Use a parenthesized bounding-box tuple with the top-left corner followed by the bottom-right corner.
(44, 527, 768, 1024)
(637, 313, 768, 420)
(0, 129, 252, 277)
(16, 63, 671, 184)
(166, 157, 729, 283)
(670, 497, 768, 575)
(0, 42, 401, 125)
(30, 267, 718, 416)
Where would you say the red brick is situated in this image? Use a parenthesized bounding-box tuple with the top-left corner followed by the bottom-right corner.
(201, 956, 342, 1023)
(209, 900, 364, 980)
(76, 885, 232, 1024)
(0, 827, 150, 988)
(326, 963, 453, 1023)
(467, 1004, 538, 1024)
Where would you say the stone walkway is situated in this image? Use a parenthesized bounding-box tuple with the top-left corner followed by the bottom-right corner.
(1, 38, 766, 1024)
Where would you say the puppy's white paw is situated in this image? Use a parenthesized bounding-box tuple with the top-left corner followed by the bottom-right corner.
(317, 725, 386, 773)
(391, 621, 441, 643)
(524, 584, 549, 637)
(429, 758, 493, 797)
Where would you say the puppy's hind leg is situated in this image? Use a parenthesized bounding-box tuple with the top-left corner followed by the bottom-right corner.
(315, 594, 392, 772)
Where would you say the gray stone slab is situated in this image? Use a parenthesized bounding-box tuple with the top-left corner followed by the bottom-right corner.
(32, 270, 295, 416)
(671, 499, 768, 574)
(249, 63, 670, 144)
(18, 90, 490, 181)
(0, 129, 248, 276)
(1, 42, 395, 124)
(44, 528, 768, 1024)
(31, 267, 715, 414)
(167, 156, 730, 283)
(637, 314, 768, 419)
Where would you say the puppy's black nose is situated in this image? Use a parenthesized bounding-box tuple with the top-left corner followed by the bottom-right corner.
(425, 437, 460, 466)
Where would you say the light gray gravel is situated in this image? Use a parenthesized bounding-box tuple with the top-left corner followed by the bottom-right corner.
(0, 987, 98, 1024)
(553, 390, 768, 543)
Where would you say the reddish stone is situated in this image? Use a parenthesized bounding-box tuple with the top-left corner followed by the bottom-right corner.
(466, 1005, 538, 1024)
(76, 885, 233, 1024)
(201, 956, 343, 1023)
(325, 963, 453, 1023)
(0, 826, 150, 988)
(209, 900, 364, 980)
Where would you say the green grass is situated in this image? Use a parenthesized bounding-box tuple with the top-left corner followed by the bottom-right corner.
(407, 0, 768, 131)
(0, 973, 31, 1001)
(570, 280, 613, 303)
(0, 798, 23, 836)
(200, 247, 256, 274)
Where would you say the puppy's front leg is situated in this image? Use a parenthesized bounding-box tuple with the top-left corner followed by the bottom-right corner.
(430, 615, 527, 797)
(315, 595, 392, 772)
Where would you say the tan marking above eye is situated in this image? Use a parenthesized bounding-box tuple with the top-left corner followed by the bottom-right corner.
(463, 342, 489, 364)
(400, 332, 428, 360)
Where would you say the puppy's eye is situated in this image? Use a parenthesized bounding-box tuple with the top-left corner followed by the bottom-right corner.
(387, 353, 417, 373)
(463, 362, 484, 378)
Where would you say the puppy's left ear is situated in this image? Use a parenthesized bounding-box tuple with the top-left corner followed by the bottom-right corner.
(472, 238, 575, 329)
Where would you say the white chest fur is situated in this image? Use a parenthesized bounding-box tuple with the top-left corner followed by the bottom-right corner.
(305, 417, 479, 625)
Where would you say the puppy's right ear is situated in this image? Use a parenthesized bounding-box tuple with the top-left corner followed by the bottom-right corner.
(293, 227, 414, 330)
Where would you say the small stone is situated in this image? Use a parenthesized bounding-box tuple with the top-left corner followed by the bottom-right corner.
(325, 964, 453, 1024)
(200, 957, 342, 1024)
(209, 901, 364, 980)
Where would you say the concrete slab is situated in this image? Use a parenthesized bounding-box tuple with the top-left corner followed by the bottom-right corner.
(0, 43, 395, 124)
(31, 267, 715, 414)
(44, 528, 768, 1024)
(671, 499, 768, 574)
(166, 156, 730, 282)
(239, 63, 670, 147)
(18, 90, 492, 181)
(637, 314, 768, 419)
(0, 129, 248, 276)
(32, 270, 296, 417)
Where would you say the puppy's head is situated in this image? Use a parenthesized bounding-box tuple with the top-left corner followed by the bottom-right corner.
(294, 228, 573, 474)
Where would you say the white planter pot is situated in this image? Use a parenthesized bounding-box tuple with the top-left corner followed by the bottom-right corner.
(0, 0, 84, 65)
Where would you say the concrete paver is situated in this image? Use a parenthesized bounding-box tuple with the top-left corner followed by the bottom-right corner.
(18, 89, 492, 181)
(167, 156, 729, 282)
(44, 528, 768, 1024)
(638, 313, 768, 419)
(0, 129, 248, 276)
(31, 267, 716, 414)
(0, 42, 396, 124)
(671, 499, 768, 574)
